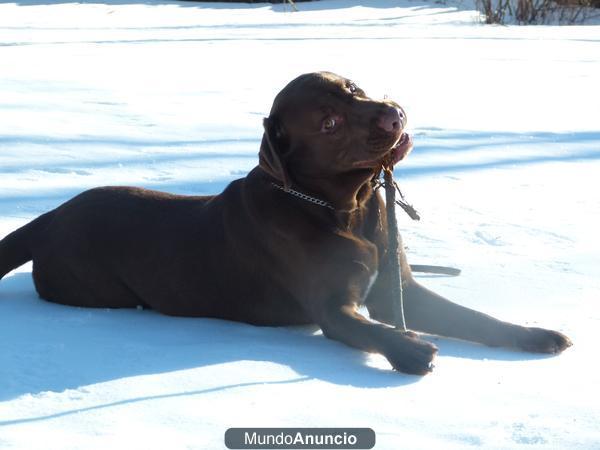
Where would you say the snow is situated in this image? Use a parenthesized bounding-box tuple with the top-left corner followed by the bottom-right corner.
(1, 0, 599, 449)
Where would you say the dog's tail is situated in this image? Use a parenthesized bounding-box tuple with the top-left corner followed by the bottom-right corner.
(0, 211, 54, 281)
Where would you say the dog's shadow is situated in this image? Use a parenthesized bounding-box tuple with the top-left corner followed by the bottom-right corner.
(0, 272, 548, 405)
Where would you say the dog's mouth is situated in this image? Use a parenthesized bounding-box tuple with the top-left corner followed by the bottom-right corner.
(352, 132, 413, 169)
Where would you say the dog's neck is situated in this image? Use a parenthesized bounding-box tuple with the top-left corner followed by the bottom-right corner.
(289, 170, 375, 214)
(257, 166, 375, 230)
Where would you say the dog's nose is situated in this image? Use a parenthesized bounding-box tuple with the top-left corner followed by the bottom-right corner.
(377, 107, 405, 133)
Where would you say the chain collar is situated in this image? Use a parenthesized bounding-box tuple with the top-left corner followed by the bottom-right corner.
(271, 182, 335, 210)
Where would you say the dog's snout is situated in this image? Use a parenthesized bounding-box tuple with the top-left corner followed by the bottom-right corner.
(377, 107, 405, 133)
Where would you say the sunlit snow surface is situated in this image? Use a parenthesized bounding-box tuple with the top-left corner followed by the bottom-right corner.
(1, 1, 599, 449)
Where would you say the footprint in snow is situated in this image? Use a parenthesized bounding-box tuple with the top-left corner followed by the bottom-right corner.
(38, 168, 91, 176)
(474, 229, 504, 246)
(511, 423, 548, 445)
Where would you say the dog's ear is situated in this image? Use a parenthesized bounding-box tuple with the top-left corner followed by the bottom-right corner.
(259, 116, 291, 191)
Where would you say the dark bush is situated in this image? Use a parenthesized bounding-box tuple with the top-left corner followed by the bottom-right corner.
(476, 0, 598, 23)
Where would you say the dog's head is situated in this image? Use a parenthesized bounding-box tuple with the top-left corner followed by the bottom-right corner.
(259, 72, 412, 192)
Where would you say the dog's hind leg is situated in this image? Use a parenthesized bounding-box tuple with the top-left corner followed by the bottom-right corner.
(0, 211, 55, 281)
(32, 260, 145, 309)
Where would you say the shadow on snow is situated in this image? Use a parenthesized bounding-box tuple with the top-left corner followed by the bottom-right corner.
(8, 0, 443, 11)
(0, 272, 555, 412)
(0, 129, 598, 210)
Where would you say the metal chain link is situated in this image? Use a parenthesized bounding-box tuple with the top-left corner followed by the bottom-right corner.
(271, 183, 334, 210)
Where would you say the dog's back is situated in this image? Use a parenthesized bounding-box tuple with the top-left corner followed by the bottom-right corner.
(0, 175, 311, 325)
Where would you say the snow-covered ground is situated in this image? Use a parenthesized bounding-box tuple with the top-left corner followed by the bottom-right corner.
(1, 1, 599, 449)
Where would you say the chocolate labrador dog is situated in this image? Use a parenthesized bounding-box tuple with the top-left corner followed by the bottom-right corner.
(0, 72, 571, 375)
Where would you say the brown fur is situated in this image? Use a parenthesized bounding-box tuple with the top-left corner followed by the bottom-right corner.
(0, 72, 571, 375)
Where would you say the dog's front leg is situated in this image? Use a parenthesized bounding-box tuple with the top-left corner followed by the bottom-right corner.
(314, 302, 438, 375)
(367, 269, 571, 354)
(402, 281, 572, 354)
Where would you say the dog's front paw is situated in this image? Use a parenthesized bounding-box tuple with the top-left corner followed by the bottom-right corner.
(385, 331, 438, 375)
(514, 327, 572, 354)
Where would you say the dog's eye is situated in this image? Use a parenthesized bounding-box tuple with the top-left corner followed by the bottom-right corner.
(348, 83, 357, 94)
(322, 117, 336, 132)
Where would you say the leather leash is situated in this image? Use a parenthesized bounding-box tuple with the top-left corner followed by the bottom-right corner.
(380, 166, 410, 331)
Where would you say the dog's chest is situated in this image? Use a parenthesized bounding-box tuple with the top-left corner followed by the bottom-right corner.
(350, 240, 379, 305)
(362, 270, 379, 302)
